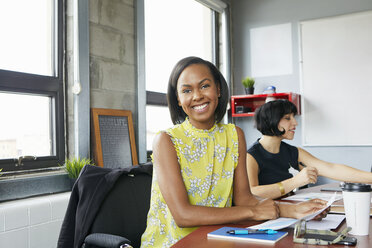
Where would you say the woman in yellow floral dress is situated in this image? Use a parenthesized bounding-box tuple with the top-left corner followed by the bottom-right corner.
(140, 56, 327, 247)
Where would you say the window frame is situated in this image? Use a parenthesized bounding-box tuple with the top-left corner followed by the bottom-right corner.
(0, 0, 65, 175)
(145, 10, 219, 105)
(137, 0, 231, 163)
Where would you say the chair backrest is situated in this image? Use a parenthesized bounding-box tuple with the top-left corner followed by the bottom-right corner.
(88, 167, 152, 248)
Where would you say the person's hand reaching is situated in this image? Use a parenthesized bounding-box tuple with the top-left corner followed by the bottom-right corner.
(295, 167, 318, 187)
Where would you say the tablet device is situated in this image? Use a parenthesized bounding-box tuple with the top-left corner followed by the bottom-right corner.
(320, 187, 342, 192)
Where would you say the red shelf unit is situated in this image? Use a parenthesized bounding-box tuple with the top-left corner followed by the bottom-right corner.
(231, 92, 301, 117)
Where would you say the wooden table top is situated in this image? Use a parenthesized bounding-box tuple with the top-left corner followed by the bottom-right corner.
(172, 183, 372, 248)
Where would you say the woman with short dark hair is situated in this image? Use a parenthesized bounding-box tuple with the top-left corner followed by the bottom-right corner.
(246, 99, 372, 199)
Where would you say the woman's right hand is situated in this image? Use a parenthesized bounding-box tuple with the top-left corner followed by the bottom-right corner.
(291, 199, 328, 220)
(251, 198, 280, 220)
(295, 166, 318, 186)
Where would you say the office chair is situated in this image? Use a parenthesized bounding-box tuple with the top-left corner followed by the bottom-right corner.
(83, 166, 152, 248)
(58, 163, 153, 248)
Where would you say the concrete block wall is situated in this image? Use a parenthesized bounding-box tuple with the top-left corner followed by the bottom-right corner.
(66, 0, 136, 158)
(0, 192, 70, 248)
(89, 0, 136, 116)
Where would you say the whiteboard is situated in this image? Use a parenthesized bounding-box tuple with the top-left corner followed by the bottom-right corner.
(300, 11, 372, 146)
(250, 23, 293, 77)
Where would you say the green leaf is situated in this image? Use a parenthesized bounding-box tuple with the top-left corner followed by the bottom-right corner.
(242, 76, 255, 88)
(60, 157, 95, 179)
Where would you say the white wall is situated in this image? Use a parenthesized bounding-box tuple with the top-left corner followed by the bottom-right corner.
(231, 0, 372, 184)
(0, 192, 70, 248)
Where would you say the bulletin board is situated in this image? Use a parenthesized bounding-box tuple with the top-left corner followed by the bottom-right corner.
(300, 11, 372, 146)
(91, 108, 138, 168)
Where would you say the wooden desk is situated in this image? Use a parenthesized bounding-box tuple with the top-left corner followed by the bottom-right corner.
(172, 183, 372, 247)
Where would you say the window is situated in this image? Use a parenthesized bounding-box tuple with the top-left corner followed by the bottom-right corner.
(143, 0, 228, 154)
(0, 0, 64, 176)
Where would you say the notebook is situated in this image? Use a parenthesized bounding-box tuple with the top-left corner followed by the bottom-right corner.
(207, 226, 288, 244)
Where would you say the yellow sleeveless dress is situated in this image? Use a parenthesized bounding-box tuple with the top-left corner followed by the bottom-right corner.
(140, 118, 239, 247)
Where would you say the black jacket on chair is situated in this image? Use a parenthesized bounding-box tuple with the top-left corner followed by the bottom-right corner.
(57, 163, 153, 248)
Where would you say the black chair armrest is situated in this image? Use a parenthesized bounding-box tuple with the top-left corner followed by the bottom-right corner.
(83, 233, 132, 248)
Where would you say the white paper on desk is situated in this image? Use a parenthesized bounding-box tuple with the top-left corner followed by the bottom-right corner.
(283, 192, 343, 202)
(296, 214, 345, 230)
(248, 193, 337, 230)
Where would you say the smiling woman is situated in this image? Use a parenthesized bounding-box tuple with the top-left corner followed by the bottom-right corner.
(166, 57, 229, 127)
(175, 64, 221, 130)
(140, 57, 328, 248)
(246, 99, 372, 199)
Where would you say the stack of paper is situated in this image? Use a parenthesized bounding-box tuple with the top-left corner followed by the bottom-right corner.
(282, 192, 343, 202)
(249, 193, 339, 230)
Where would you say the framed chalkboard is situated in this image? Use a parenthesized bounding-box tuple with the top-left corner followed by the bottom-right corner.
(91, 108, 138, 168)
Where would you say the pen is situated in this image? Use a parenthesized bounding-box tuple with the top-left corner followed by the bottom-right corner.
(226, 229, 278, 235)
(299, 161, 307, 168)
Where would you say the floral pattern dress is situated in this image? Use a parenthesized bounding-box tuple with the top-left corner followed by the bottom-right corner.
(140, 118, 239, 247)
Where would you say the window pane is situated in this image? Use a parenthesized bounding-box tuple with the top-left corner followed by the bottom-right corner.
(146, 105, 173, 150)
(0, 93, 52, 159)
(145, 0, 212, 93)
(0, 0, 54, 76)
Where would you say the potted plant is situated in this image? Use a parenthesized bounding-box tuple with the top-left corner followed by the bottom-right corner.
(242, 76, 255, 95)
(60, 157, 95, 187)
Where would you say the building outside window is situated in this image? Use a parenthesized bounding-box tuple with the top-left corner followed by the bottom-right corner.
(0, 0, 64, 177)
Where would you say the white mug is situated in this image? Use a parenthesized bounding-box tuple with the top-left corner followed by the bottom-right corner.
(341, 183, 371, 235)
